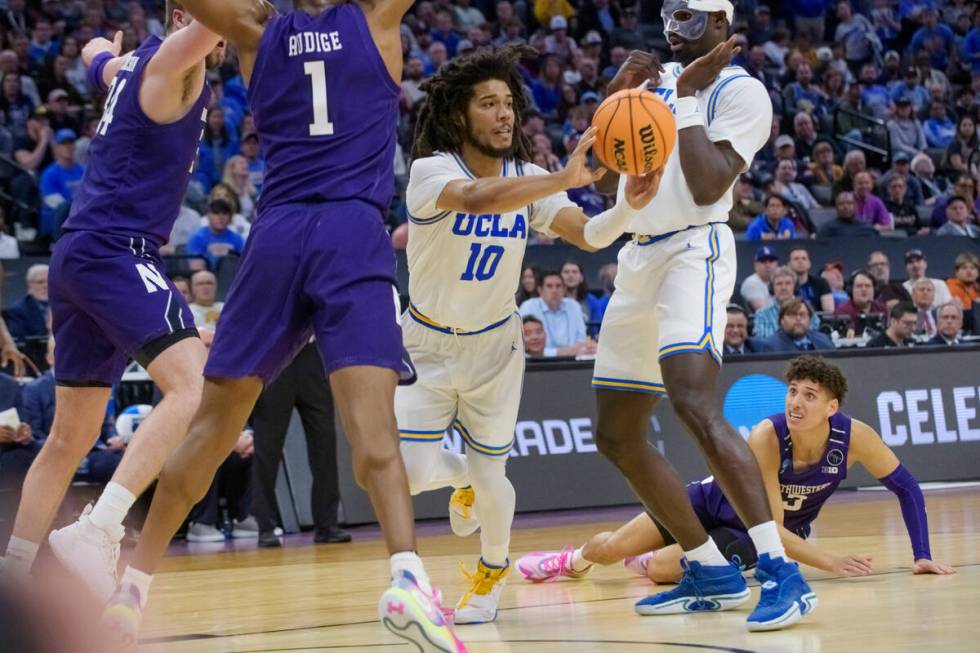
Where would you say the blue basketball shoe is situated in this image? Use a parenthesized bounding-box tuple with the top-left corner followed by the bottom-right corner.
(746, 553, 818, 631)
(634, 558, 750, 615)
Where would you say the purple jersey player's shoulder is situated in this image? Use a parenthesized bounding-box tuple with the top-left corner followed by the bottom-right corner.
(770, 412, 852, 538)
(247, 4, 399, 214)
(62, 36, 210, 249)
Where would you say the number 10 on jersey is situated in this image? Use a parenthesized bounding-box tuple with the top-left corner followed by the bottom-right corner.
(461, 243, 504, 281)
(304, 60, 334, 136)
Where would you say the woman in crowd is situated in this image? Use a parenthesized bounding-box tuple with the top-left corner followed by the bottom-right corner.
(561, 261, 600, 324)
(946, 253, 980, 311)
(517, 265, 542, 305)
(943, 114, 978, 177)
(809, 140, 843, 186)
(221, 155, 257, 221)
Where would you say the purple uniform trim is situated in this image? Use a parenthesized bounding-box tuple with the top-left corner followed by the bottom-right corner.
(50, 231, 197, 386)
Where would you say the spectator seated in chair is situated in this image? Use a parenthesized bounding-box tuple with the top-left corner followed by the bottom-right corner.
(834, 270, 887, 338)
(903, 249, 953, 309)
(185, 198, 245, 270)
(519, 270, 596, 358)
(946, 253, 980, 311)
(3, 264, 49, 342)
(753, 266, 820, 339)
(817, 191, 877, 238)
(866, 302, 917, 348)
(722, 305, 762, 357)
(928, 302, 965, 346)
(757, 298, 835, 352)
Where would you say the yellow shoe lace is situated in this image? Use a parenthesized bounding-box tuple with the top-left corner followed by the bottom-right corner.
(457, 560, 509, 608)
(450, 487, 476, 519)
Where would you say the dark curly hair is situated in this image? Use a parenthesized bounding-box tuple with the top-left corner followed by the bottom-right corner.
(785, 356, 848, 403)
(412, 45, 535, 161)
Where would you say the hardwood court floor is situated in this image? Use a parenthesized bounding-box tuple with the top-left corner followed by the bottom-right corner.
(139, 486, 980, 653)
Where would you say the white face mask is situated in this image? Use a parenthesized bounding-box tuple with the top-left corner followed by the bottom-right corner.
(662, 0, 710, 41)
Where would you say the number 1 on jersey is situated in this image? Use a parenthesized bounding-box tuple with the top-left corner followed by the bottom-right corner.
(304, 60, 334, 136)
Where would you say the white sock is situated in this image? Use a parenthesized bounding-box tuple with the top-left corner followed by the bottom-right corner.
(390, 551, 432, 595)
(89, 482, 136, 533)
(3, 536, 39, 574)
(468, 454, 515, 574)
(747, 521, 786, 561)
(571, 546, 592, 572)
(683, 537, 728, 566)
(121, 566, 154, 609)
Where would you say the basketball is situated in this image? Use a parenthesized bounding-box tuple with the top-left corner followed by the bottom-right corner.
(591, 88, 677, 176)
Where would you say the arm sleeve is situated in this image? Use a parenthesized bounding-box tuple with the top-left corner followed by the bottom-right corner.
(879, 463, 931, 561)
(705, 77, 774, 172)
(521, 161, 577, 237)
(405, 155, 461, 223)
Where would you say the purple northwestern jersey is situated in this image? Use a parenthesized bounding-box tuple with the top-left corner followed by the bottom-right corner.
(247, 4, 398, 213)
(63, 35, 210, 248)
(696, 412, 852, 539)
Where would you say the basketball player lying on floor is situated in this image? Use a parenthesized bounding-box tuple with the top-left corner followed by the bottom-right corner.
(518, 356, 956, 586)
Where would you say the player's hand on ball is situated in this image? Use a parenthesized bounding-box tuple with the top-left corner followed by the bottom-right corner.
(676, 36, 740, 97)
(561, 126, 607, 188)
(608, 50, 663, 94)
(832, 554, 873, 576)
(913, 559, 957, 575)
(82, 30, 123, 65)
(624, 168, 663, 210)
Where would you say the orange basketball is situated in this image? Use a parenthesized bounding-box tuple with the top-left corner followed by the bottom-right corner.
(591, 88, 676, 177)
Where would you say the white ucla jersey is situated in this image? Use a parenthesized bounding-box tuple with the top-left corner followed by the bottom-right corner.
(406, 152, 575, 331)
(622, 64, 772, 236)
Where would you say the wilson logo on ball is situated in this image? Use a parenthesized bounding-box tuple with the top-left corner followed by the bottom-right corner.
(592, 88, 676, 176)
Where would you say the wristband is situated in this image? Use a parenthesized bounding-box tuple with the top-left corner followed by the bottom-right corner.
(87, 51, 114, 95)
(674, 95, 704, 130)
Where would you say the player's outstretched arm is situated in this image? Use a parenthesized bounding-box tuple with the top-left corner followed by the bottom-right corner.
(146, 20, 222, 82)
(850, 420, 957, 575)
(434, 126, 605, 216)
(178, 0, 272, 56)
(674, 37, 755, 206)
(747, 421, 873, 576)
(551, 171, 662, 251)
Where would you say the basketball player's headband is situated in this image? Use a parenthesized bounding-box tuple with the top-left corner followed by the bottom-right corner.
(662, 0, 735, 40)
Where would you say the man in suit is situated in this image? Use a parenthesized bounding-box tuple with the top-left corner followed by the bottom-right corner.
(3, 264, 48, 342)
(910, 278, 937, 337)
(250, 342, 350, 547)
(722, 305, 762, 357)
(928, 302, 965, 346)
(758, 299, 835, 352)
